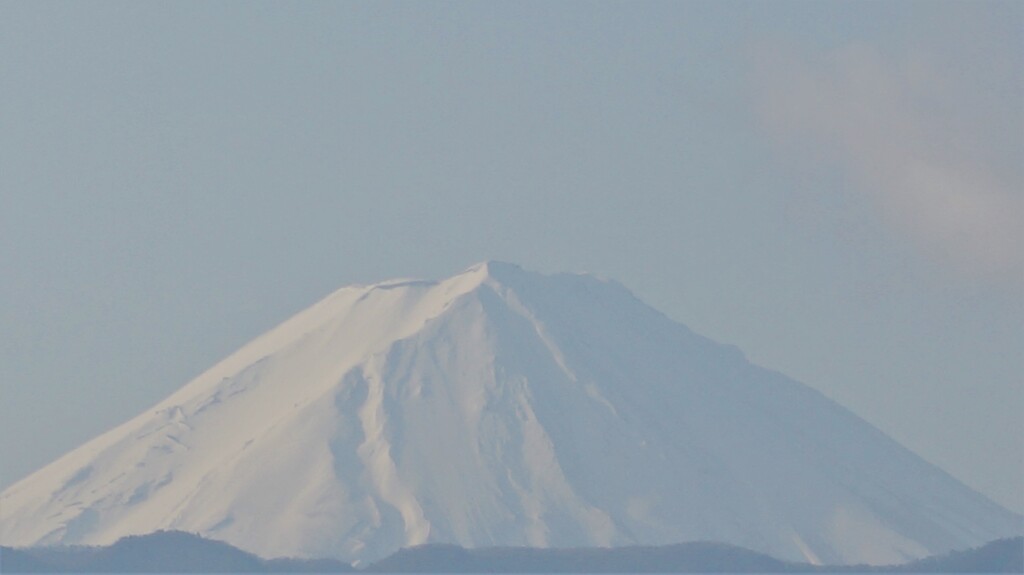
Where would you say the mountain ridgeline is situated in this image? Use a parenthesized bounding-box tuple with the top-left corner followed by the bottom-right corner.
(2, 531, 1022, 573)
(0, 262, 1020, 565)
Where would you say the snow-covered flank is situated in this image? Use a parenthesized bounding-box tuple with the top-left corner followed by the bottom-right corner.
(1, 262, 1019, 565)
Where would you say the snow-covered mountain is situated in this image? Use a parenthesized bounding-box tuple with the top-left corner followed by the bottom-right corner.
(1, 262, 1019, 565)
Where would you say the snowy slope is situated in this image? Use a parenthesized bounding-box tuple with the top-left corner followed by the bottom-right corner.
(1, 262, 1019, 565)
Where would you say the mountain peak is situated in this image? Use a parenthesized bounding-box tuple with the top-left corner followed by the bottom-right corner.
(1, 263, 1019, 565)
(459, 260, 528, 285)
(464, 259, 522, 274)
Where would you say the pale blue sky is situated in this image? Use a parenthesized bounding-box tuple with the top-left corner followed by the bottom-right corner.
(1, 1, 1021, 513)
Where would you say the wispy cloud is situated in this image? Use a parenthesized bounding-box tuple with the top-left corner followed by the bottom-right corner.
(753, 13, 1022, 281)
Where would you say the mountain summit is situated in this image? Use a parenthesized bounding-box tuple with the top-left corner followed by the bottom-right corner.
(1, 262, 1019, 565)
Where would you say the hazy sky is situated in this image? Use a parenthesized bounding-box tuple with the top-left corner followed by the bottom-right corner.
(2, 1, 1021, 513)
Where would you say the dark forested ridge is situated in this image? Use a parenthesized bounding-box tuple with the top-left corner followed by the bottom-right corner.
(1, 531, 1020, 573)
(891, 537, 1023, 573)
(0, 531, 352, 573)
(363, 537, 1024, 573)
(363, 541, 804, 573)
